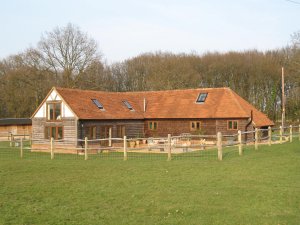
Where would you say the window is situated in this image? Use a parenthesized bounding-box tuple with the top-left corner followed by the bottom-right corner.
(45, 126, 63, 140)
(227, 120, 238, 130)
(88, 126, 97, 139)
(148, 121, 157, 131)
(122, 100, 133, 111)
(91, 99, 104, 110)
(46, 102, 61, 121)
(117, 125, 126, 138)
(190, 121, 201, 131)
(196, 93, 208, 103)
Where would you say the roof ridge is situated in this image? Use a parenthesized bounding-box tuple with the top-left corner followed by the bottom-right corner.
(213, 89, 225, 117)
(55, 86, 231, 95)
(228, 89, 250, 117)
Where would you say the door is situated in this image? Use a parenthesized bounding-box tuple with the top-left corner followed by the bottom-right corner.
(100, 126, 112, 146)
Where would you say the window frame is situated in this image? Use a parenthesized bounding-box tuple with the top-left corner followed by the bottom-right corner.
(91, 99, 104, 110)
(227, 120, 238, 130)
(46, 101, 62, 121)
(44, 126, 64, 140)
(122, 100, 134, 111)
(148, 121, 158, 131)
(190, 121, 201, 131)
(196, 93, 208, 103)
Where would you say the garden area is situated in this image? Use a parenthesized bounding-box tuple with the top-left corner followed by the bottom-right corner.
(0, 141, 299, 224)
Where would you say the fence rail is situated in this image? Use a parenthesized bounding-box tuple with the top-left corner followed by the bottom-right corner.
(0, 124, 299, 161)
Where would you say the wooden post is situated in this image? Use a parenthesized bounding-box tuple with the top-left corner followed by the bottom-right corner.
(123, 136, 127, 161)
(109, 127, 112, 147)
(238, 130, 242, 156)
(268, 126, 272, 146)
(167, 134, 171, 161)
(217, 132, 222, 161)
(279, 126, 283, 144)
(20, 137, 23, 158)
(289, 125, 293, 143)
(84, 137, 88, 160)
(10, 133, 13, 147)
(50, 137, 54, 159)
(255, 128, 258, 150)
(281, 67, 285, 128)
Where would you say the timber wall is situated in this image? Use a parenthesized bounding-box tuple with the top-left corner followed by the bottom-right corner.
(32, 117, 77, 147)
(79, 120, 144, 139)
(144, 118, 254, 137)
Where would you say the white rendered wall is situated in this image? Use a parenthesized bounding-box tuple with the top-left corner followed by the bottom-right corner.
(34, 89, 75, 118)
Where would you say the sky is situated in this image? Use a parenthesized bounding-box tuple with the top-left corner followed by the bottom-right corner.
(0, 0, 299, 64)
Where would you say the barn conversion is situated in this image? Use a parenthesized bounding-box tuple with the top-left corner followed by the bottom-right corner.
(31, 87, 274, 148)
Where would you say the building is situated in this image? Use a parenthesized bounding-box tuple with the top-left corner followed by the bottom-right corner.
(0, 118, 32, 140)
(31, 87, 274, 149)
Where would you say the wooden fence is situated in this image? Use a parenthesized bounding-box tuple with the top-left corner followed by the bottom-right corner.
(0, 125, 299, 161)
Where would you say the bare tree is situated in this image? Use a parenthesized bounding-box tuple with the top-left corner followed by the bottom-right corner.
(38, 23, 101, 87)
(291, 30, 300, 49)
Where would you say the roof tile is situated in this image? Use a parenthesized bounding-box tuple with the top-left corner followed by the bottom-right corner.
(55, 87, 274, 126)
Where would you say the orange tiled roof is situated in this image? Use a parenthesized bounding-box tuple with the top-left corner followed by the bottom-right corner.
(55, 87, 274, 126)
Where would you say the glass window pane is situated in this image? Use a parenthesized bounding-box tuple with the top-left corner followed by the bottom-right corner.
(122, 126, 126, 136)
(123, 100, 133, 110)
(92, 127, 96, 139)
(51, 127, 56, 139)
(228, 121, 232, 129)
(45, 127, 50, 139)
(47, 103, 54, 120)
(196, 93, 208, 103)
(149, 122, 153, 130)
(92, 99, 104, 109)
(117, 126, 126, 138)
(55, 103, 61, 120)
(234, 121, 238, 129)
(196, 122, 200, 129)
(154, 122, 157, 130)
(57, 127, 63, 139)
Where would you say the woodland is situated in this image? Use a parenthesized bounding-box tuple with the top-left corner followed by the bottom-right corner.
(0, 23, 299, 122)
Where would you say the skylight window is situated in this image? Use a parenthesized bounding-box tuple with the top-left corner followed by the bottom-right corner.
(123, 100, 133, 111)
(196, 93, 208, 103)
(91, 99, 104, 110)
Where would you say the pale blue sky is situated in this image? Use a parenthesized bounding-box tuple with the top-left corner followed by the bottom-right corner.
(0, 0, 299, 63)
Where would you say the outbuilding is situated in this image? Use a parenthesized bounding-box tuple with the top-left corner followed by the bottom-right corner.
(0, 118, 32, 140)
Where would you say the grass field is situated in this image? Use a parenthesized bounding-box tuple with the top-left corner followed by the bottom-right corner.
(0, 141, 300, 225)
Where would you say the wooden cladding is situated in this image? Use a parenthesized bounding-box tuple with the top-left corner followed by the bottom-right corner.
(46, 102, 62, 121)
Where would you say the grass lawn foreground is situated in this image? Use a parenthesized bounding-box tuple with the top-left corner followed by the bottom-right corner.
(0, 141, 300, 225)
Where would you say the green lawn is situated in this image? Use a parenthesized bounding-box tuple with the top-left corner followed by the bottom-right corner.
(0, 141, 300, 225)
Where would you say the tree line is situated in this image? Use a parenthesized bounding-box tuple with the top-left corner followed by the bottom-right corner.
(0, 23, 299, 122)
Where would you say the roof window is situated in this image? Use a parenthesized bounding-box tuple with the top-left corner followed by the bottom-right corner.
(196, 93, 208, 103)
(91, 99, 104, 110)
(123, 100, 134, 111)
